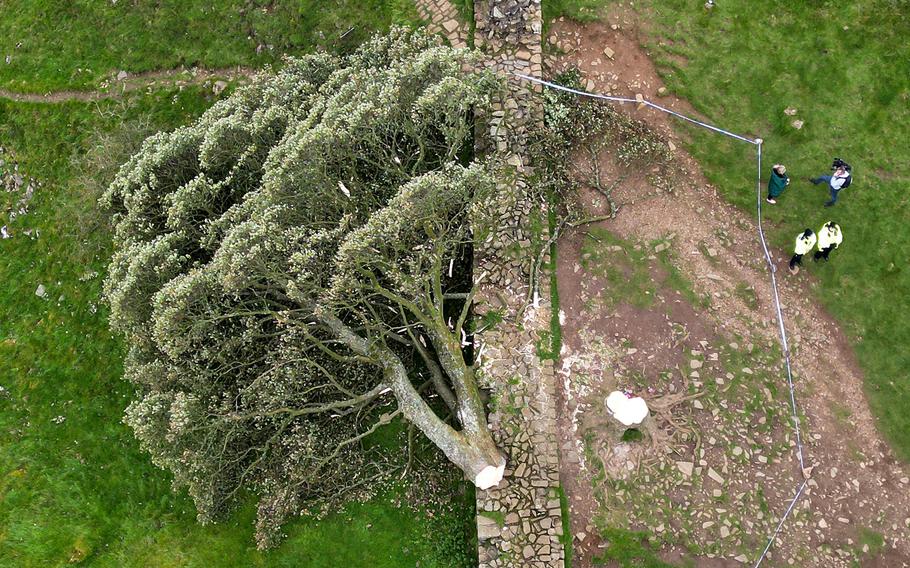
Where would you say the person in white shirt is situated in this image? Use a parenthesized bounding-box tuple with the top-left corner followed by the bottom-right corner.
(810, 158, 852, 207)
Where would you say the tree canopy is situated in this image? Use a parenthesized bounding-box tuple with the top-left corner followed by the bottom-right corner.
(102, 28, 506, 548)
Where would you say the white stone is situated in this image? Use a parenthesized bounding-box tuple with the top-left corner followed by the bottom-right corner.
(707, 467, 725, 484)
(606, 391, 649, 426)
(676, 461, 694, 477)
(475, 459, 506, 489)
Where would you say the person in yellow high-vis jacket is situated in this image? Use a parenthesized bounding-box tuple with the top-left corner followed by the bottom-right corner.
(789, 228, 816, 274)
(813, 221, 842, 262)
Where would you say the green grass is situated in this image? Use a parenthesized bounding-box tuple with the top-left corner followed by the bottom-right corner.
(0, 0, 421, 93)
(620, 0, 910, 461)
(592, 528, 679, 567)
(556, 486, 573, 568)
(581, 228, 656, 309)
(0, 91, 474, 567)
(856, 527, 885, 556)
(733, 282, 759, 310)
(477, 510, 505, 528)
(454, 0, 475, 32)
(543, 0, 604, 26)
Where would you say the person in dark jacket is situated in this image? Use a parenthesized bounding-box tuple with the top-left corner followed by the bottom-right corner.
(767, 164, 789, 204)
(810, 159, 851, 207)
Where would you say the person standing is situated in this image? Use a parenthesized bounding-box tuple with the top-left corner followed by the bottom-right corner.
(766, 164, 789, 204)
(813, 221, 842, 262)
(809, 158, 852, 207)
(789, 228, 816, 274)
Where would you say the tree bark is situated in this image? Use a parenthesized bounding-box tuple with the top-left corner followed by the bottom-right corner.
(317, 308, 505, 488)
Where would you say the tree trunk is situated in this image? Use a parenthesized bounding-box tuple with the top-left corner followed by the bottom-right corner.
(318, 309, 506, 488)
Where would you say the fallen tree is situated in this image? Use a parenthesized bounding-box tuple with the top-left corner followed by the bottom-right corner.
(102, 28, 505, 548)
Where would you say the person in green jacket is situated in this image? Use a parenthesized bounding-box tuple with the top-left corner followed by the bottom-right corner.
(766, 164, 789, 204)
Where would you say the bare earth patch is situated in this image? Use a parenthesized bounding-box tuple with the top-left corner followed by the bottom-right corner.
(548, 20, 910, 568)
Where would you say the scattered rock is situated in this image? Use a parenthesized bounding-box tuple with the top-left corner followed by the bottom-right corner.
(603, 46, 615, 59)
(690, 359, 703, 369)
(791, 119, 804, 129)
(35, 284, 47, 298)
(213, 80, 228, 95)
(116, 70, 128, 80)
(477, 515, 501, 540)
(707, 467, 725, 484)
(676, 461, 694, 477)
(784, 107, 798, 116)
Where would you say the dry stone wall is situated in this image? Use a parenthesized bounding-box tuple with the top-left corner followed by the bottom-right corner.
(472, 1, 565, 566)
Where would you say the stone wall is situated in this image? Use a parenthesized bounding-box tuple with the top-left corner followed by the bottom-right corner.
(472, 1, 565, 566)
(414, 0, 470, 48)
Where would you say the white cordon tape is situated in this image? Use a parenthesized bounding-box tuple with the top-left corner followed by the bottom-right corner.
(511, 73, 808, 567)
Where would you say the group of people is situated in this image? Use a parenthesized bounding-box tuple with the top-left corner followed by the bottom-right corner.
(764, 158, 852, 275)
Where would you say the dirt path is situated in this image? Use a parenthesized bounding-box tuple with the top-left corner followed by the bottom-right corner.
(549, 20, 910, 568)
(0, 66, 256, 104)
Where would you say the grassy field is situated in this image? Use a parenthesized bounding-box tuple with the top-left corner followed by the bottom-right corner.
(0, 0, 421, 93)
(0, 88, 476, 567)
(626, 0, 910, 461)
(0, 90, 473, 568)
(0, 4, 478, 565)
